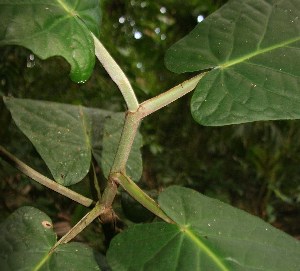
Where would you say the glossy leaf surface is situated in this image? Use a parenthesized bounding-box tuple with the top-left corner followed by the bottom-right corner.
(165, 0, 300, 125)
(0, 0, 101, 82)
(0, 206, 101, 271)
(4, 97, 143, 185)
(107, 186, 300, 270)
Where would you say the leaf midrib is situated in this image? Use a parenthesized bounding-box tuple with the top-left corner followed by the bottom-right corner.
(32, 250, 53, 271)
(220, 36, 300, 69)
(56, 0, 78, 17)
(183, 226, 229, 271)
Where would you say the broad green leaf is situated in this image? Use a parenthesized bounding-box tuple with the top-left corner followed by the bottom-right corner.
(107, 186, 300, 271)
(0, 0, 101, 82)
(4, 96, 106, 185)
(0, 206, 102, 271)
(4, 97, 143, 185)
(165, 0, 300, 125)
(100, 113, 143, 181)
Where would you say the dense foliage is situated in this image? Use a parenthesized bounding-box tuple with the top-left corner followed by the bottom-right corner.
(0, 0, 299, 270)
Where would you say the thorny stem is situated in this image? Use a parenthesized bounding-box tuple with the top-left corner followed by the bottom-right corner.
(0, 146, 94, 207)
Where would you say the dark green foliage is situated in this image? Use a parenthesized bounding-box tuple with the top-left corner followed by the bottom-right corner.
(0, 0, 300, 270)
(108, 186, 300, 271)
(0, 206, 102, 270)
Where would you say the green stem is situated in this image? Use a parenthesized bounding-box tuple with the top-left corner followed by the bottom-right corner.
(0, 146, 94, 207)
(110, 111, 141, 173)
(101, 178, 118, 208)
(139, 73, 206, 118)
(52, 202, 103, 249)
(53, 176, 118, 246)
(35, 72, 205, 245)
(91, 162, 101, 200)
(92, 33, 139, 112)
(113, 172, 173, 223)
(105, 74, 207, 223)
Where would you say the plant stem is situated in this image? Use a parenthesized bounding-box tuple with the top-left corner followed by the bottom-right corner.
(138, 73, 206, 118)
(52, 202, 104, 249)
(53, 176, 119, 246)
(51, 71, 206, 243)
(110, 111, 142, 173)
(92, 33, 139, 112)
(114, 172, 174, 223)
(101, 177, 118, 208)
(105, 74, 207, 223)
(0, 146, 94, 207)
(91, 162, 101, 200)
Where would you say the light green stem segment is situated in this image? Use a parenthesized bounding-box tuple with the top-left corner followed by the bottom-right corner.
(0, 146, 93, 207)
(107, 72, 207, 224)
(92, 33, 139, 112)
(53, 181, 118, 247)
(52, 202, 103, 249)
(91, 162, 101, 200)
(110, 112, 141, 173)
(114, 172, 173, 223)
(139, 73, 206, 117)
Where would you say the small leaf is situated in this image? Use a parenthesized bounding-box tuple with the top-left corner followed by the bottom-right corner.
(107, 186, 300, 271)
(100, 113, 143, 181)
(0, 206, 102, 271)
(165, 0, 300, 125)
(4, 97, 143, 185)
(0, 0, 101, 82)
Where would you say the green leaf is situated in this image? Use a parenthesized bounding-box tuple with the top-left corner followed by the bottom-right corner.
(0, 206, 102, 271)
(165, 0, 300, 125)
(4, 97, 143, 185)
(0, 0, 101, 82)
(100, 113, 143, 181)
(4, 96, 106, 186)
(107, 186, 300, 271)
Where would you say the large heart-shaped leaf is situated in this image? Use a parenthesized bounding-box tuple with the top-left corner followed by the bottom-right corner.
(0, 0, 101, 82)
(0, 206, 102, 271)
(107, 186, 300, 270)
(165, 0, 300, 125)
(4, 97, 143, 186)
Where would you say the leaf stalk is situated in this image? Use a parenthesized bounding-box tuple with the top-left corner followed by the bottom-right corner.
(0, 146, 94, 207)
(92, 33, 139, 112)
